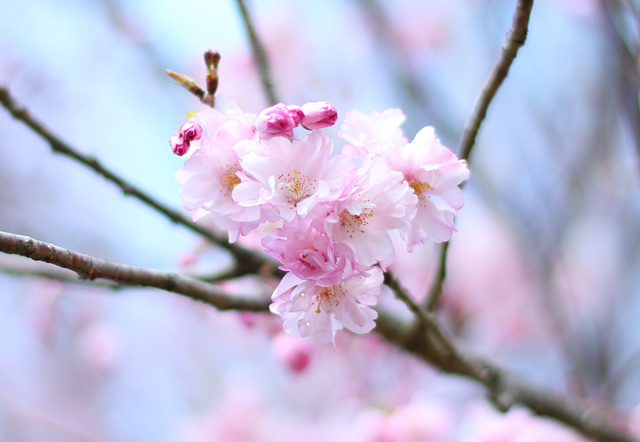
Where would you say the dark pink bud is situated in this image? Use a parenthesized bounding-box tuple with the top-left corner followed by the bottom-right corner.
(180, 120, 202, 142)
(286, 105, 305, 125)
(255, 103, 299, 139)
(300, 101, 338, 130)
(169, 132, 189, 156)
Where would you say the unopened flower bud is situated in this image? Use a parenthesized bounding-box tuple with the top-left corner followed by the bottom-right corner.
(180, 120, 202, 142)
(286, 105, 305, 125)
(255, 103, 299, 139)
(169, 132, 189, 156)
(300, 101, 338, 130)
(204, 49, 221, 70)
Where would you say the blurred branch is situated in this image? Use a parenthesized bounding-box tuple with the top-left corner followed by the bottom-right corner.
(458, 0, 534, 163)
(0, 85, 280, 279)
(424, 241, 450, 311)
(605, 1, 640, 164)
(353, 0, 457, 140)
(166, 69, 207, 105)
(234, 0, 279, 105)
(0, 229, 633, 441)
(0, 231, 270, 312)
(424, 0, 534, 311)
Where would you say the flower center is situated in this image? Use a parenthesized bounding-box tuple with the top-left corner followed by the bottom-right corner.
(409, 178, 432, 203)
(339, 208, 373, 237)
(315, 284, 345, 313)
(219, 163, 241, 197)
(279, 169, 317, 205)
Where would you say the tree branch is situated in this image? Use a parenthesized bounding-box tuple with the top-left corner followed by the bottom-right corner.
(234, 0, 279, 105)
(458, 0, 534, 163)
(0, 85, 279, 279)
(0, 231, 270, 312)
(424, 0, 534, 311)
(0, 230, 633, 441)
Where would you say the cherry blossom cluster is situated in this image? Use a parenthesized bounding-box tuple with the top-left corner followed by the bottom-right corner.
(171, 98, 469, 344)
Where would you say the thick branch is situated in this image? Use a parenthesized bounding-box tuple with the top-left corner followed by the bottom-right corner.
(458, 0, 534, 163)
(0, 231, 269, 312)
(0, 86, 277, 278)
(234, 0, 279, 105)
(0, 230, 632, 441)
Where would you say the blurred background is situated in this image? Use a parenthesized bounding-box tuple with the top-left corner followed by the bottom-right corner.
(1, 0, 639, 440)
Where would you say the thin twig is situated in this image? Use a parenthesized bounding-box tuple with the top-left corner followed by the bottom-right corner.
(234, 0, 279, 105)
(424, 241, 450, 311)
(0, 230, 633, 441)
(0, 231, 270, 312)
(0, 86, 279, 278)
(423, 0, 534, 311)
(458, 0, 534, 163)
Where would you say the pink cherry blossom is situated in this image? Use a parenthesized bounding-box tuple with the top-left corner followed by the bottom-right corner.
(190, 97, 257, 145)
(270, 268, 383, 344)
(384, 127, 469, 248)
(338, 108, 408, 161)
(254, 103, 300, 139)
(322, 158, 417, 267)
(176, 136, 267, 242)
(233, 131, 355, 222)
(300, 101, 338, 130)
(262, 219, 363, 285)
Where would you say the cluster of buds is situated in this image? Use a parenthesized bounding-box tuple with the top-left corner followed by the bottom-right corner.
(170, 98, 468, 343)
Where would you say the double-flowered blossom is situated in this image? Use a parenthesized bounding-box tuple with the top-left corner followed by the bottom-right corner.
(171, 98, 468, 343)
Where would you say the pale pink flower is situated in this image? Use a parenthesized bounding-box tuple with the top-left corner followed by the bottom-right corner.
(300, 101, 338, 130)
(191, 96, 257, 145)
(384, 127, 469, 248)
(234, 131, 355, 222)
(322, 158, 417, 267)
(262, 219, 362, 285)
(338, 109, 408, 161)
(254, 103, 300, 139)
(270, 268, 383, 344)
(176, 137, 267, 242)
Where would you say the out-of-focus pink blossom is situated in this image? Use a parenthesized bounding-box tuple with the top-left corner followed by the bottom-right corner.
(254, 103, 300, 139)
(300, 101, 338, 130)
(76, 321, 120, 373)
(463, 402, 589, 442)
(338, 109, 407, 161)
(271, 332, 313, 374)
(356, 401, 453, 442)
